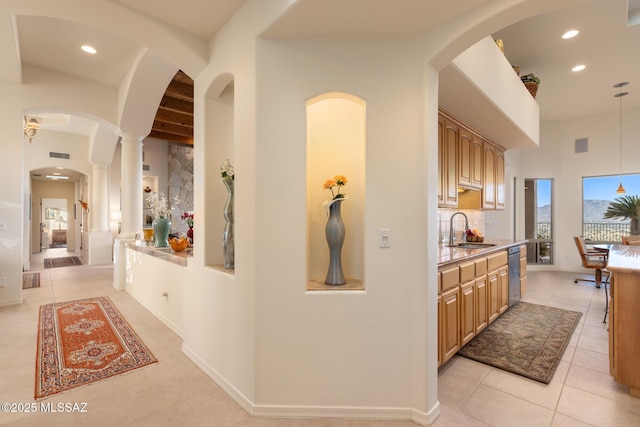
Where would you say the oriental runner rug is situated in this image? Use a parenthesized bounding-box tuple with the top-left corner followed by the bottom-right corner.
(457, 302, 582, 384)
(44, 256, 83, 269)
(35, 296, 157, 399)
(22, 272, 40, 289)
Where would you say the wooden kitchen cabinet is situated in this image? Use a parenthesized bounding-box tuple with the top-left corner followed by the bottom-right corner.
(495, 148, 505, 209)
(482, 141, 505, 210)
(498, 265, 509, 314)
(437, 294, 442, 367)
(438, 116, 459, 208)
(474, 274, 488, 334)
(440, 286, 461, 365)
(438, 109, 504, 210)
(608, 267, 640, 397)
(520, 244, 527, 296)
(458, 128, 483, 189)
(460, 281, 476, 346)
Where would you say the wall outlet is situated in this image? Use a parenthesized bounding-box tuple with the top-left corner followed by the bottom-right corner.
(0, 278, 5, 288)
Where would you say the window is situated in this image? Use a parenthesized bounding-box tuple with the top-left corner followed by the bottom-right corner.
(582, 174, 640, 242)
(524, 179, 553, 264)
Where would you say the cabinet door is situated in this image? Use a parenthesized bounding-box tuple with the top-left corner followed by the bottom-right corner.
(475, 275, 488, 334)
(437, 115, 445, 206)
(471, 135, 483, 188)
(495, 148, 505, 210)
(460, 281, 475, 346)
(487, 270, 500, 324)
(437, 294, 442, 368)
(483, 142, 496, 209)
(458, 128, 472, 188)
(520, 256, 527, 296)
(441, 286, 461, 364)
(443, 119, 459, 207)
(499, 265, 509, 314)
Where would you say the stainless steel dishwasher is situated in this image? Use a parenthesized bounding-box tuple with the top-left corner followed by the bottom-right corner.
(508, 246, 521, 307)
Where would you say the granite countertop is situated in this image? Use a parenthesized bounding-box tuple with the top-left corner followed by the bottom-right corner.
(126, 241, 192, 267)
(438, 239, 528, 267)
(605, 244, 640, 274)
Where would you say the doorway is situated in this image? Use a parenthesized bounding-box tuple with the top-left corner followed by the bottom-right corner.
(42, 198, 68, 249)
(524, 178, 553, 264)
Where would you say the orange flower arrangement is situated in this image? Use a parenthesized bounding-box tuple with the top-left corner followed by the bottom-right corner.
(323, 175, 348, 200)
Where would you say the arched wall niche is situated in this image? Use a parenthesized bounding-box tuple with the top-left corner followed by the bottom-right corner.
(204, 73, 235, 270)
(306, 92, 365, 290)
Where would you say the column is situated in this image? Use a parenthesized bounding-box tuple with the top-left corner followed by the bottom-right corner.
(114, 133, 143, 290)
(87, 163, 114, 265)
(119, 133, 143, 238)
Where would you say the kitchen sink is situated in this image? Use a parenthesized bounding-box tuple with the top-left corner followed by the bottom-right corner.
(446, 243, 497, 249)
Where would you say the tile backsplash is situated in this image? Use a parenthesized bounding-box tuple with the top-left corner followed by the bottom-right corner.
(437, 209, 484, 244)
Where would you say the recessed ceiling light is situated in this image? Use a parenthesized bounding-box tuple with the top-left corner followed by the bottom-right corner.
(81, 45, 97, 54)
(572, 64, 586, 72)
(53, 172, 61, 176)
(46, 175, 69, 180)
(562, 30, 579, 39)
(56, 166, 64, 170)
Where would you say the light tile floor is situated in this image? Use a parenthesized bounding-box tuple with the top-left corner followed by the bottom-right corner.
(1, 251, 639, 426)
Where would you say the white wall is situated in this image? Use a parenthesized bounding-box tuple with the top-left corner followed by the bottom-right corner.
(253, 36, 435, 417)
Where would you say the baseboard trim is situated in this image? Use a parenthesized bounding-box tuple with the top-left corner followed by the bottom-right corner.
(181, 344, 254, 415)
(125, 288, 183, 338)
(181, 342, 440, 426)
(0, 297, 23, 307)
(254, 404, 436, 425)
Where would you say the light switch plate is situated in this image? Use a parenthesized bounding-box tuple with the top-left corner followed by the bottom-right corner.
(378, 228, 391, 248)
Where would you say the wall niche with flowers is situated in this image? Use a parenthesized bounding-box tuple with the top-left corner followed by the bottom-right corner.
(306, 92, 365, 290)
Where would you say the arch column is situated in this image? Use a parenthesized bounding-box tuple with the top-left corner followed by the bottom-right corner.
(87, 162, 113, 265)
(113, 132, 144, 290)
(120, 133, 144, 238)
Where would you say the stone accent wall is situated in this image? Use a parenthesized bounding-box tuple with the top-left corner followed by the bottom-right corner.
(169, 143, 194, 234)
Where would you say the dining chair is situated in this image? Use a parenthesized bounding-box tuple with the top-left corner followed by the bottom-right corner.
(621, 235, 640, 245)
(573, 236, 608, 288)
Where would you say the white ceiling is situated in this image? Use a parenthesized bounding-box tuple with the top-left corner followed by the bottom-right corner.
(15, 0, 640, 136)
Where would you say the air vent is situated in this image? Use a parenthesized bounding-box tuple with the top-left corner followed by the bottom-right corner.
(49, 152, 70, 159)
(142, 164, 150, 171)
(575, 138, 588, 153)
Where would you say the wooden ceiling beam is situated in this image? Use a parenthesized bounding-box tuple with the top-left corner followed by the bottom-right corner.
(154, 109, 193, 127)
(159, 97, 193, 114)
(148, 130, 193, 145)
(165, 80, 193, 100)
(151, 121, 193, 137)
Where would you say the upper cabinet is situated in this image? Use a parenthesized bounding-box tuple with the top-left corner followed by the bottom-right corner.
(458, 127, 483, 190)
(438, 109, 504, 210)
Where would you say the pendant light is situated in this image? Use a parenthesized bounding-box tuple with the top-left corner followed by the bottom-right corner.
(613, 82, 629, 194)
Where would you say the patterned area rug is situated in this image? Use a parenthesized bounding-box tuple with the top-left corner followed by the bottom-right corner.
(43, 256, 83, 269)
(22, 272, 40, 289)
(35, 296, 157, 399)
(457, 302, 582, 384)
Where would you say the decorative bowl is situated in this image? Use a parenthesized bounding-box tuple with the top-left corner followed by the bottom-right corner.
(169, 237, 189, 252)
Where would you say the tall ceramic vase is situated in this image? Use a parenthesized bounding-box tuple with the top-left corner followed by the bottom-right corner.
(325, 198, 347, 285)
(153, 217, 171, 248)
(222, 178, 234, 269)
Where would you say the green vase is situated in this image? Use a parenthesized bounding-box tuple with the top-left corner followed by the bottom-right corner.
(153, 217, 171, 248)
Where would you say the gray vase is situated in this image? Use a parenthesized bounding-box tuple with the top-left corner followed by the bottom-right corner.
(153, 217, 171, 248)
(325, 198, 346, 285)
(222, 178, 234, 269)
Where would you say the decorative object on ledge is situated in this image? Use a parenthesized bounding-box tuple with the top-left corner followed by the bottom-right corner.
(520, 73, 540, 98)
(323, 175, 348, 285)
(147, 192, 176, 248)
(220, 159, 235, 269)
(142, 228, 154, 244)
(181, 211, 194, 243)
(78, 199, 88, 213)
(153, 217, 171, 248)
(169, 236, 189, 252)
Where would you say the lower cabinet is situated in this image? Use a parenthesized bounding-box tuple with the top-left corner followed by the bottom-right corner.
(440, 286, 461, 364)
(438, 248, 518, 367)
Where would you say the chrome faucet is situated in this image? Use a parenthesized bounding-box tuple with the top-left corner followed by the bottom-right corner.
(449, 212, 469, 245)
